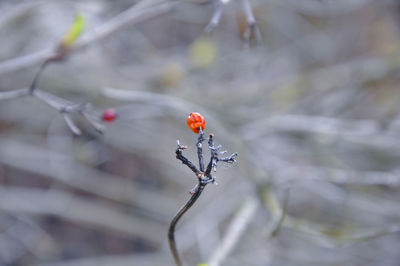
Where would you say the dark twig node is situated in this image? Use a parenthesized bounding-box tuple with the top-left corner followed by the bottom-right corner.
(169, 132, 238, 266)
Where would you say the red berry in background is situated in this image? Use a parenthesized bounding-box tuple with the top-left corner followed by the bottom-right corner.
(187, 112, 205, 134)
(102, 108, 117, 122)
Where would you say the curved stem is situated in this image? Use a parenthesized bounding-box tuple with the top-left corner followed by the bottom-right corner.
(29, 59, 50, 94)
(29, 54, 64, 94)
(168, 182, 206, 266)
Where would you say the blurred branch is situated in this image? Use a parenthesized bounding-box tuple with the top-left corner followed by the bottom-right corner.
(0, 88, 29, 100)
(204, 0, 224, 33)
(240, 0, 262, 46)
(175, 181, 252, 253)
(35, 253, 166, 266)
(242, 114, 381, 141)
(0, 187, 163, 244)
(0, 0, 180, 74)
(0, 216, 56, 263)
(204, 0, 261, 46)
(284, 217, 400, 248)
(208, 197, 258, 266)
(259, 183, 400, 247)
(0, 49, 52, 75)
(0, 88, 103, 134)
(270, 187, 290, 237)
(259, 184, 290, 237)
(72, 0, 181, 51)
(263, 154, 400, 186)
(102, 87, 234, 139)
(0, 137, 177, 219)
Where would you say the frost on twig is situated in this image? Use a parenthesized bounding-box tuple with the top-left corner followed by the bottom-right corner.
(169, 130, 238, 266)
(176, 130, 238, 193)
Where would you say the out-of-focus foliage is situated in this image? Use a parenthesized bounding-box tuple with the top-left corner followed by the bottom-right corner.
(61, 13, 85, 46)
(1, 0, 400, 266)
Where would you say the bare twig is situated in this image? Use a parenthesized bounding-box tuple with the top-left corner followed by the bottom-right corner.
(260, 184, 289, 236)
(34, 89, 103, 134)
(176, 140, 201, 177)
(62, 112, 82, 135)
(204, 0, 224, 33)
(169, 132, 238, 266)
(0, 0, 182, 133)
(241, 0, 262, 46)
(0, 137, 177, 218)
(29, 54, 65, 94)
(168, 180, 206, 266)
(0, 88, 29, 101)
(203, 0, 261, 46)
(270, 187, 290, 237)
(0, 48, 52, 75)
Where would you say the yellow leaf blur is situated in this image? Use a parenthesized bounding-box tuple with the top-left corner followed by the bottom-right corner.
(61, 13, 85, 46)
(189, 37, 217, 69)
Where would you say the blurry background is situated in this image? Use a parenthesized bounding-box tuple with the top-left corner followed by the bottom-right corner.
(1, 0, 400, 265)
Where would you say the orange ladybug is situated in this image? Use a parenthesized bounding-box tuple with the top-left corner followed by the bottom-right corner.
(187, 112, 206, 133)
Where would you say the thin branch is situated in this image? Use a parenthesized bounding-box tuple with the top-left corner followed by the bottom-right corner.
(0, 52, 102, 134)
(80, 110, 105, 133)
(33, 89, 103, 134)
(168, 180, 206, 266)
(270, 187, 290, 237)
(1, 71, 104, 135)
(204, 0, 224, 33)
(0, 88, 29, 101)
(205, 134, 217, 176)
(62, 113, 82, 135)
(0, 48, 52, 75)
(32, 89, 74, 111)
(197, 129, 206, 172)
(241, 0, 262, 46)
(0, 187, 163, 244)
(0, 137, 177, 218)
(259, 184, 400, 247)
(29, 54, 65, 94)
(259, 183, 293, 238)
(176, 140, 201, 176)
